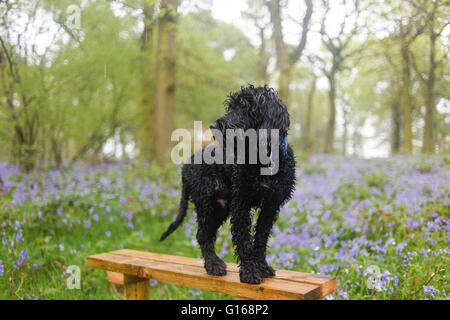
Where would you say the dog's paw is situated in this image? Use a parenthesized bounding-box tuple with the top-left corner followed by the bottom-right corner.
(204, 257, 227, 276)
(257, 261, 276, 278)
(239, 263, 263, 284)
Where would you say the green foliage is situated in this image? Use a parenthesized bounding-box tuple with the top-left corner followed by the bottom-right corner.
(1, 0, 449, 166)
(176, 11, 258, 126)
(0, 1, 262, 166)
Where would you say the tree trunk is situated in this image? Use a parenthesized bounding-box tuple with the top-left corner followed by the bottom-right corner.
(342, 105, 349, 156)
(391, 94, 402, 154)
(269, 0, 311, 107)
(258, 27, 269, 83)
(269, 0, 290, 105)
(139, 1, 155, 161)
(14, 125, 35, 172)
(400, 43, 413, 154)
(153, 0, 178, 165)
(120, 129, 128, 160)
(278, 61, 291, 106)
(302, 76, 316, 152)
(324, 73, 336, 154)
(422, 33, 436, 153)
(352, 127, 362, 157)
(51, 137, 62, 168)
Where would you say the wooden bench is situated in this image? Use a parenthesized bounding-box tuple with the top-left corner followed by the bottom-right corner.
(86, 249, 337, 300)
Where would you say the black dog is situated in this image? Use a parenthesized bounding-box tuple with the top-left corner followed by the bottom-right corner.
(160, 85, 296, 284)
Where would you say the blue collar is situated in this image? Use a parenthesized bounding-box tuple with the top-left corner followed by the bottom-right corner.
(281, 135, 288, 156)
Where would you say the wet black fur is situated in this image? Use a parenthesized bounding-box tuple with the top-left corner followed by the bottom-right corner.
(160, 85, 296, 284)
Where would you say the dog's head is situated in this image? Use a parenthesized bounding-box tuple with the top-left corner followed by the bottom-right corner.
(210, 85, 290, 156)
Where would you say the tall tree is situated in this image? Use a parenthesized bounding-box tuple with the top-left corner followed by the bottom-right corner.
(379, 38, 403, 154)
(341, 101, 351, 156)
(409, 0, 449, 153)
(153, 0, 179, 165)
(268, 0, 313, 106)
(390, 86, 403, 154)
(302, 71, 317, 153)
(244, 0, 271, 83)
(0, 1, 54, 171)
(139, 0, 156, 161)
(399, 24, 418, 154)
(383, 0, 429, 153)
(317, 0, 366, 154)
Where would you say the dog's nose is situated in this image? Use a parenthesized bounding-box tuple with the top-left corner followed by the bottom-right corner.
(210, 121, 219, 131)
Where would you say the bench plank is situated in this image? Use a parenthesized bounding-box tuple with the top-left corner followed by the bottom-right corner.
(86, 252, 321, 300)
(108, 249, 336, 298)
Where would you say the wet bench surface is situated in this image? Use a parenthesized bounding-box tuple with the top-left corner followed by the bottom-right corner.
(86, 249, 337, 300)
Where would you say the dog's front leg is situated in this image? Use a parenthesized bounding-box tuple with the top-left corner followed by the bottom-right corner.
(253, 200, 280, 278)
(230, 194, 262, 284)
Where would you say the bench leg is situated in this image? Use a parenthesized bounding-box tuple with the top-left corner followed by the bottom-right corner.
(125, 279, 150, 300)
(107, 272, 150, 300)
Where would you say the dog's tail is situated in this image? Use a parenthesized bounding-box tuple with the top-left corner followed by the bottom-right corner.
(159, 184, 189, 241)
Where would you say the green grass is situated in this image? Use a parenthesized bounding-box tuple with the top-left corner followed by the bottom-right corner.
(0, 155, 448, 300)
(0, 166, 234, 299)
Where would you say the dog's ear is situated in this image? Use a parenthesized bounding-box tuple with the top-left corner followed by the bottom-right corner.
(258, 105, 290, 133)
(257, 97, 290, 158)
